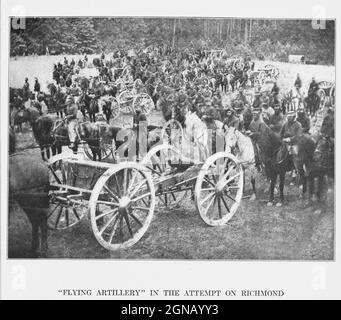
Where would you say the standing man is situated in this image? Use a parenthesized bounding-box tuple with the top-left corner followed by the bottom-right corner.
(294, 73, 302, 97)
(65, 96, 79, 154)
(23, 77, 30, 101)
(34, 77, 41, 100)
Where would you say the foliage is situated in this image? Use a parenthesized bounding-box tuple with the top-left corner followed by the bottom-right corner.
(10, 18, 335, 65)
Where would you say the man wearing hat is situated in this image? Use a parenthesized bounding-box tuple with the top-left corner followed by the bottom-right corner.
(296, 105, 310, 134)
(281, 110, 303, 144)
(269, 103, 286, 134)
(34, 77, 41, 100)
(64, 95, 79, 153)
(248, 107, 268, 136)
(223, 107, 240, 130)
(261, 102, 274, 126)
(321, 107, 334, 140)
(294, 73, 302, 97)
(252, 91, 262, 109)
(23, 77, 30, 101)
(271, 81, 280, 104)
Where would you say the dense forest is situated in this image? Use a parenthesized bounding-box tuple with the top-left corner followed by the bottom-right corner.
(10, 17, 335, 64)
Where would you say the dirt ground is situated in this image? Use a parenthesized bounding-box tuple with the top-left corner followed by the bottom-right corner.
(8, 124, 334, 260)
(8, 57, 335, 260)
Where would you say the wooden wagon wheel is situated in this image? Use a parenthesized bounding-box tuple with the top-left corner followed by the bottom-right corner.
(195, 152, 244, 226)
(110, 97, 120, 120)
(132, 93, 154, 115)
(47, 153, 85, 230)
(318, 88, 326, 110)
(161, 119, 184, 149)
(89, 162, 155, 250)
(330, 83, 335, 107)
(141, 144, 190, 208)
(118, 90, 134, 114)
(83, 137, 115, 161)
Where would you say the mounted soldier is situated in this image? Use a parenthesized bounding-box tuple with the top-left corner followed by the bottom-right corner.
(281, 110, 303, 145)
(269, 103, 286, 134)
(296, 105, 310, 134)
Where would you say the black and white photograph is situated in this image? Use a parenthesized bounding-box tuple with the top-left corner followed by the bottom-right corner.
(6, 14, 336, 261)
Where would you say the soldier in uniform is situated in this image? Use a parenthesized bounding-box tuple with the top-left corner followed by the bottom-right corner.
(34, 77, 41, 100)
(269, 103, 286, 134)
(296, 105, 310, 134)
(64, 95, 80, 153)
(223, 107, 240, 130)
(261, 102, 275, 126)
(23, 77, 30, 101)
(294, 73, 302, 97)
(281, 110, 303, 144)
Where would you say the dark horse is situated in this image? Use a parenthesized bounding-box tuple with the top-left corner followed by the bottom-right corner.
(9, 128, 49, 257)
(291, 134, 334, 201)
(251, 125, 295, 206)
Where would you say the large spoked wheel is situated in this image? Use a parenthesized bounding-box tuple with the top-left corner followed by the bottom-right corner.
(89, 162, 155, 250)
(110, 97, 120, 120)
(195, 152, 244, 226)
(83, 138, 115, 161)
(330, 84, 335, 107)
(47, 153, 85, 230)
(318, 89, 326, 110)
(133, 93, 154, 115)
(142, 144, 191, 208)
(161, 119, 184, 148)
(118, 90, 134, 113)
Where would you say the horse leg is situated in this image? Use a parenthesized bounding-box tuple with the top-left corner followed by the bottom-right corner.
(40, 215, 48, 257)
(40, 147, 46, 162)
(308, 174, 315, 201)
(276, 172, 285, 207)
(250, 175, 257, 200)
(267, 174, 277, 206)
(316, 173, 324, 201)
(25, 209, 40, 258)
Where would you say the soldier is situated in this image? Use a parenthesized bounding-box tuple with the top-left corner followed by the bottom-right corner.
(296, 105, 310, 134)
(281, 110, 303, 144)
(64, 95, 80, 153)
(269, 103, 286, 134)
(23, 77, 30, 101)
(261, 102, 275, 126)
(294, 73, 302, 96)
(34, 77, 41, 100)
(223, 107, 240, 130)
(308, 77, 319, 97)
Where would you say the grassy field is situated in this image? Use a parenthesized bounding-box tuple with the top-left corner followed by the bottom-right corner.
(8, 55, 335, 259)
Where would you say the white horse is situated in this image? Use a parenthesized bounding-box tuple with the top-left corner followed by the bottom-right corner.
(224, 126, 258, 200)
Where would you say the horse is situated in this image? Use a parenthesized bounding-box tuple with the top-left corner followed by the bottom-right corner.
(224, 127, 258, 200)
(304, 92, 321, 118)
(250, 123, 295, 206)
(9, 128, 49, 257)
(291, 133, 334, 201)
(10, 103, 28, 132)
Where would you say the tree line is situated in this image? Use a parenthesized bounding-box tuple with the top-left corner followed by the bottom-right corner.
(10, 17, 335, 64)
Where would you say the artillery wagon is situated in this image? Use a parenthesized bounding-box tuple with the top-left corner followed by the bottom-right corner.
(46, 124, 244, 251)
